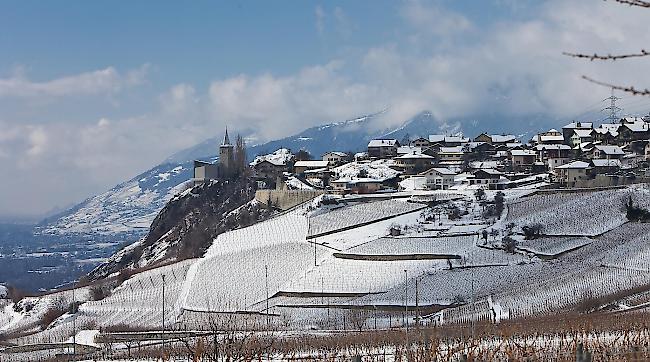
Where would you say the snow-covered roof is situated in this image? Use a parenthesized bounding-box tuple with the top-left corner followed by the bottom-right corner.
(591, 159, 622, 168)
(594, 145, 624, 155)
(250, 148, 294, 167)
(470, 160, 500, 169)
(539, 135, 565, 142)
(556, 161, 590, 169)
(323, 151, 348, 157)
(505, 142, 523, 149)
(428, 134, 445, 143)
(510, 150, 536, 156)
(491, 135, 516, 143)
(332, 160, 400, 181)
(294, 160, 330, 168)
(622, 122, 650, 133)
(444, 136, 469, 143)
(474, 168, 503, 175)
(535, 144, 571, 151)
(572, 129, 593, 138)
(420, 167, 456, 176)
(563, 122, 593, 129)
(368, 139, 398, 147)
(439, 146, 464, 153)
(397, 146, 422, 155)
(548, 128, 559, 133)
(395, 152, 435, 160)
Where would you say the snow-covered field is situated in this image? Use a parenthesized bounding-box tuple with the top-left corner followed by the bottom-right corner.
(6, 185, 650, 353)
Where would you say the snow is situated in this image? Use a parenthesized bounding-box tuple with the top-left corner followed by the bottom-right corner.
(332, 160, 400, 181)
(249, 148, 294, 166)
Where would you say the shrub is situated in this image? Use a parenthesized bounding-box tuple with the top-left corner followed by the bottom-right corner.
(502, 236, 518, 254)
(522, 223, 543, 239)
(624, 195, 650, 222)
(90, 285, 110, 301)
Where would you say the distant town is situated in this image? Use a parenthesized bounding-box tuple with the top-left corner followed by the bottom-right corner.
(196, 114, 650, 196)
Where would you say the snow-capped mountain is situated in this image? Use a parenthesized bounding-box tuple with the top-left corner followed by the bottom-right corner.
(39, 110, 472, 237)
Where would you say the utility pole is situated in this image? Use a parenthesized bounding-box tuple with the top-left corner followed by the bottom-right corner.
(161, 274, 166, 357)
(265, 264, 270, 329)
(72, 280, 76, 361)
(404, 269, 408, 350)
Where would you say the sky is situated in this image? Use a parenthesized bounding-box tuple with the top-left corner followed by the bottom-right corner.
(1, 0, 650, 219)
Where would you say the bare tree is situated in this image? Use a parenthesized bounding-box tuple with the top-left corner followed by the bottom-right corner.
(565, 1, 650, 96)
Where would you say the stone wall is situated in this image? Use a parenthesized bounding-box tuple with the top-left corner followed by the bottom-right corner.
(255, 189, 324, 210)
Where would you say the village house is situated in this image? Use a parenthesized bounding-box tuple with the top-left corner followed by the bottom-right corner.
(555, 161, 590, 187)
(252, 160, 287, 180)
(293, 160, 330, 175)
(419, 167, 456, 190)
(330, 178, 383, 194)
(617, 121, 650, 144)
(410, 137, 431, 148)
(437, 146, 465, 166)
(590, 145, 625, 160)
(396, 145, 422, 156)
(467, 169, 504, 190)
(394, 152, 435, 174)
(562, 122, 593, 144)
(535, 144, 572, 171)
(531, 129, 565, 145)
(570, 129, 593, 148)
(367, 139, 400, 158)
(322, 151, 349, 166)
(590, 159, 622, 175)
(592, 125, 619, 144)
(474, 133, 517, 146)
(510, 149, 537, 171)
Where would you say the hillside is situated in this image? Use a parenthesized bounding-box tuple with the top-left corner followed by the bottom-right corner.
(86, 176, 274, 280)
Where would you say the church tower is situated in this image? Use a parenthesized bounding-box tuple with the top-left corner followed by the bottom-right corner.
(219, 127, 234, 177)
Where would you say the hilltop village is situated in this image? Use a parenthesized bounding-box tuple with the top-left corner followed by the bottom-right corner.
(197, 116, 650, 194)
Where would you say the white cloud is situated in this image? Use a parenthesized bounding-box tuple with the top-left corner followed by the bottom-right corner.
(315, 5, 326, 35)
(0, 64, 149, 98)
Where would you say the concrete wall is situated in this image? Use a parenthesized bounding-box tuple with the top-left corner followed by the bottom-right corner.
(255, 189, 324, 210)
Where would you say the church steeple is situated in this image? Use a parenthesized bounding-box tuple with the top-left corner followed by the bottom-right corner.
(222, 127, 231, 146)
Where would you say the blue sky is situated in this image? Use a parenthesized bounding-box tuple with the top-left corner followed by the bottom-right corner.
(1, 0, 649, 217)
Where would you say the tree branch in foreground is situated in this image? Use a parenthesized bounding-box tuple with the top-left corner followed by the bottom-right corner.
(609, 0, 650, 7)
(563, 49, 649, 61)
(582, 75, 650, 96)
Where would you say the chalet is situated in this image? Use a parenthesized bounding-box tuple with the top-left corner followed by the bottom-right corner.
(531, 129, 564, 145)
(437, 146, 464, 165)
(367, 139, 399, 159)
(570, 129, 593, 148)
(536, 144, 572, 171)
(510, 149, 537, 170)
(428, 134, 445, 146)
(474, 133, 492, 143)
(562, 122, 593, 144)
(442, 135, 470, 147)
(322, 151, 348, 166)
(590, 159, 622, 174)
(410, 137, 431, 148)
(396, 146, 422, 156)
(294, 160, 329, 175)
(467, 142, 496, 156)
(252, 160, 285, 179)
(330, 178, 383, 194)
(394, 152, 435, 174)
(592, 124, 619, 144)
(467, 169, 503, 190)
(555, 161, 590, 187)
(617, 121, 650, 144)
(419, 167, 456, 190)
(591, 145, 625, 160)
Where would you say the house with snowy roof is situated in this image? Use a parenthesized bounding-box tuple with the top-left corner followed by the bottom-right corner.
(555, 161, 590, 187)
(419, 167, 456, 190)
(322, 151, 349, 166)
(570, 129, 593, 148)
(562, 122, 593, 144)
(293, 160, 330, 175)
(531, 128, 564, 145)
(466, 169, 505, 190)
(367, 139, 400, 159)
(535, 144, 572, 171)
(410, 137, 431, 148)
(590, 159, 622, 174)
(474, 133, 517, 145)
(394, 152, 435, 175)
(510, 149, 537, 171)
(590, 145, 625, 160)
(617, 121, 650, 143)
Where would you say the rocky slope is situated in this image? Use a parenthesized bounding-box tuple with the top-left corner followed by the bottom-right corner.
(87, 175, 274, 280)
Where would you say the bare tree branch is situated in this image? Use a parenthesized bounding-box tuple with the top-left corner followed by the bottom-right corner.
(582, 75, 650, 96)
(608, 0, 650, 8)
(563, 49, 650, 61)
